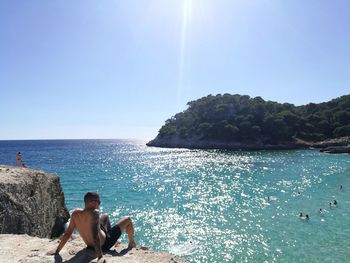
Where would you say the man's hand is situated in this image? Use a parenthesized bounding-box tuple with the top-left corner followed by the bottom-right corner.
(97, 256, 107, 263)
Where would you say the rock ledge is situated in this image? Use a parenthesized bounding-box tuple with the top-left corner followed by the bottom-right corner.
(0, 234, 187, 263)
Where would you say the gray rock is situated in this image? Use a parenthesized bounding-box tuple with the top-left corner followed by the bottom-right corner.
(0, 165, 70, 238)
(319, 146, 350, 154)
(312, 136, 350, 148)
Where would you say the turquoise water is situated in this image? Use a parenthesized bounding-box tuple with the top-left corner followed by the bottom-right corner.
(0, 140, 349, 262)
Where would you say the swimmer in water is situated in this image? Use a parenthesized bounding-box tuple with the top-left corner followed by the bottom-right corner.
(319, 208, 328, 215)
(329, 200, 338, 208)
(299, 212, 309, 221)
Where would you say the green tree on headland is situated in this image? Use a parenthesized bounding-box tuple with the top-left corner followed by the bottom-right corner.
(155, 94, 350, 144)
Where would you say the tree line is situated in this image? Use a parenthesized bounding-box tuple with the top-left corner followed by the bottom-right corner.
(157, 94, 350, 143)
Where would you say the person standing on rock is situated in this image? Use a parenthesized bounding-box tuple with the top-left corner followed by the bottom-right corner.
(47, 192, 136, 263)
(15, 152, 26, 167)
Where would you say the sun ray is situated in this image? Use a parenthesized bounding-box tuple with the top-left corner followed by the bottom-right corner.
(177, 0, 192, 111)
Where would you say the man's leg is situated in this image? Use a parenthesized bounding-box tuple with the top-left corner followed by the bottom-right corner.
(116, 216, 136, 249)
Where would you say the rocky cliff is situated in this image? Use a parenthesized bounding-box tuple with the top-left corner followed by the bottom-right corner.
(0, 165, 70, 238)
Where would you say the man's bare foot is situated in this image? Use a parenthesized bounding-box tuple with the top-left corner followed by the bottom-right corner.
(46, 250, 57, 256)
(114, 241, 121, 247)
(127, 240, 137, 249)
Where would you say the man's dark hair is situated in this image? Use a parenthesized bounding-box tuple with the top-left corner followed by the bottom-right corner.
(84, 192, 100, 203)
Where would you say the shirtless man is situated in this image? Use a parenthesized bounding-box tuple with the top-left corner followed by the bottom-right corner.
(48, 192, 136, 263)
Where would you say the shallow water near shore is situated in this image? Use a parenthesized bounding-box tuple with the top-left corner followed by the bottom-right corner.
(0, 139, 349, 262)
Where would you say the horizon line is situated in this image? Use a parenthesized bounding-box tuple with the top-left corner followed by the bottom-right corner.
(0, 138, 150, 142)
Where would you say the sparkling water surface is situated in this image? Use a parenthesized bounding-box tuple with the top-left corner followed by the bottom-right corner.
(0, 140, 349, 262)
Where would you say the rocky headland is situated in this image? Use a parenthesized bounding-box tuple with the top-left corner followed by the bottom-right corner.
(0, 165, 186, 263)
(148, 94, 350, 152)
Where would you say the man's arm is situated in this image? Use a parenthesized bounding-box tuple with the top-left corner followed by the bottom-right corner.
(91, 209, 104, 260)
(47, 213, 76, 255)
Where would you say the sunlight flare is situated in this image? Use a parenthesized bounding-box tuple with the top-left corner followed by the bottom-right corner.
(177, 0, 192, 110)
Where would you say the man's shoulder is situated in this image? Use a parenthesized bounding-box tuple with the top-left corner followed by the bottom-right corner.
(72, 208, 100, 218)
(71, 208, 94, 224)
(71, 208, 84, 217)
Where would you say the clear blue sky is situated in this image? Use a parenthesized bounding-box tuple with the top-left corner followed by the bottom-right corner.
(1, 0, 349, 140)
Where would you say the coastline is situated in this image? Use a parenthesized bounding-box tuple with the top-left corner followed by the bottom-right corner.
(146, 136, 350, 153)
(146, 137, 309, 151)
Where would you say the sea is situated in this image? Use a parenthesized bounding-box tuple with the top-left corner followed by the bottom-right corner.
(0, 139, 349, 263)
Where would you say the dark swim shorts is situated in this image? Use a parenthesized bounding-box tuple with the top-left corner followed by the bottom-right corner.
(101, 224, 122, 251)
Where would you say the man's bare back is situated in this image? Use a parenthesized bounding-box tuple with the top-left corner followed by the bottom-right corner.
(72, 208, 106, 247)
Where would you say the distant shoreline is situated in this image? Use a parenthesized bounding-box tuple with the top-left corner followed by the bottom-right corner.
(146, 138, 308, 151)
(0, 138, 145, 142)
(147, 136, 350, 153)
